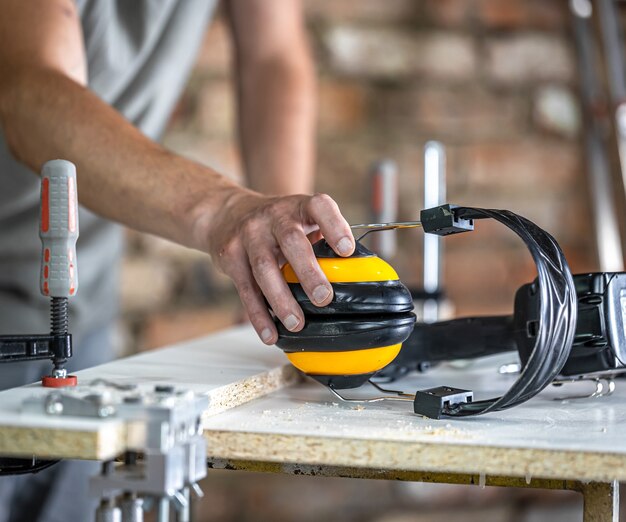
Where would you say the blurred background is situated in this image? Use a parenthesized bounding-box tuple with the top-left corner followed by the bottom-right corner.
(126, 0, 624, 520)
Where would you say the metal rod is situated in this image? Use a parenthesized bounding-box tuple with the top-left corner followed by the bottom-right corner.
(157, 497, 170, 522)
(571, 0, 625, 271)
(327, 386, 414, 404)
(552, 378, 614, 401)
(368, 380, 414, 398)
(597, 0, 626, 98)
(368, 160, 399, 259)
(423, 141, 446, 321)
(175, 488, 190, 522)
(120, 493, 144, 522)
(552, 368, 626, 383)
(95, 499, 121, 522)
(597, 0, 626, 224)
(350, 221, 422, 230)
(351, 221, 422, 242)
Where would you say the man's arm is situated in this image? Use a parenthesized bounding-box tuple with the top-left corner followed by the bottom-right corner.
(225, 0, 315, 195)
(0, 0, 355, 345)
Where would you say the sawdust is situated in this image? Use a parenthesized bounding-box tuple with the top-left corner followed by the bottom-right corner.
(230, 400, 476, 442)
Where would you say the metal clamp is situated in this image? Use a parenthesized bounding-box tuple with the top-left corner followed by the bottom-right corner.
(22, 383, 207, 522)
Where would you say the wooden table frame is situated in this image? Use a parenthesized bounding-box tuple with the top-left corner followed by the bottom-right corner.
(206, 459, 619, 522)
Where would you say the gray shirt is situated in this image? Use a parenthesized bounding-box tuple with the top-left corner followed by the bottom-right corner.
(0, 0, 217, 337)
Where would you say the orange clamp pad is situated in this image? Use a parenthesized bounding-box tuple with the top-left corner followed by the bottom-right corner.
(42, 375, 78, 388)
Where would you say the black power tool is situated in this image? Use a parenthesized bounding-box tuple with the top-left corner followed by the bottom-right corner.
(384, 271, 626, 382)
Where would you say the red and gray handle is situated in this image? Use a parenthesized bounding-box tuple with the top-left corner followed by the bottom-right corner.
(39, 160, 79, 298)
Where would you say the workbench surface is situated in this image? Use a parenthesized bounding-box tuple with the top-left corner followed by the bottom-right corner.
(204, 360, 626, 483)
(0, 325, 624, 484)
(0, 326, 296, 460)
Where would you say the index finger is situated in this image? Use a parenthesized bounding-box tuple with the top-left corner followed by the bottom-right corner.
(304, 193, 355, 257)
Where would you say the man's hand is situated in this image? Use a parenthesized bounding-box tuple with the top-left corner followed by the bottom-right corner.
(205, 191, 355, 344)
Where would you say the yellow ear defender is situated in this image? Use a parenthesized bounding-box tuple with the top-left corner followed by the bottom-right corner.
(275, 240, 415, 389)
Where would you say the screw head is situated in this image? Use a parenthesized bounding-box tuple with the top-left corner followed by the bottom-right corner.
(45, 401, 63, 415)
(97, 406, 115, 418)
(52, 368, 67, 379)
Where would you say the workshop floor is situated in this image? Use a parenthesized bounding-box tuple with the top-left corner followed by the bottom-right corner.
(142, 470, 625, 521)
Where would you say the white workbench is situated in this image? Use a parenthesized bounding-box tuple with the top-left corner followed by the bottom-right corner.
(0, 325, 621, 521)
(204, 360, 626, 482)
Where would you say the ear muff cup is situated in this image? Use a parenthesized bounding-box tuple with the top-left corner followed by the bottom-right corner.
(276, 313, 416, 351)
(287, 281, 414, 315)
(274, 239, 416, 389)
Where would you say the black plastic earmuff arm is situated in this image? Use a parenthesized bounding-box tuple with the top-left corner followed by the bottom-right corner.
(412, 205, 576, 418)
(404, 315, 516, 364)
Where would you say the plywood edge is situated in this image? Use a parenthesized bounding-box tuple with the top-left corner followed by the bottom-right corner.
(0, 361, 300, 461)
(0, 422, 126, 461)
(203, 430, 626, 483)
(204, 364, 301, 419)
(0, 360, 299, 461)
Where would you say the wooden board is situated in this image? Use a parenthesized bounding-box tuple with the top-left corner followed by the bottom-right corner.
(0, 325, 297, 460)
(1, 325, 626, 485)
(203, 355, 626, 483)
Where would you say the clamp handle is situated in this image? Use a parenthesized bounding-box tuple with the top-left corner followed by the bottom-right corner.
(39, 160, 79, 298)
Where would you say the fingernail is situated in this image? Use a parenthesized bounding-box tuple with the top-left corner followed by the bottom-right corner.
(261, 328, 274, 343)
(284, 314, 300, 331)
(312, 285, 331, 305)
(337, 236, 354, 256)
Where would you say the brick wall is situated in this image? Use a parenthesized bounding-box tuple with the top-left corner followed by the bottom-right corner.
(122, 0, 594, 353)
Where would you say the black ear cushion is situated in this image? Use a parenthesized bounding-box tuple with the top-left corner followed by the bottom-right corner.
(276, 312, 416, 352)
(289, 281, 414, 315)
(312, 239, 375, 258)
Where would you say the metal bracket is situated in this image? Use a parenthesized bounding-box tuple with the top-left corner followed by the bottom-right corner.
(551, 370, 625, 401)
(22, 382, 208, 522)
